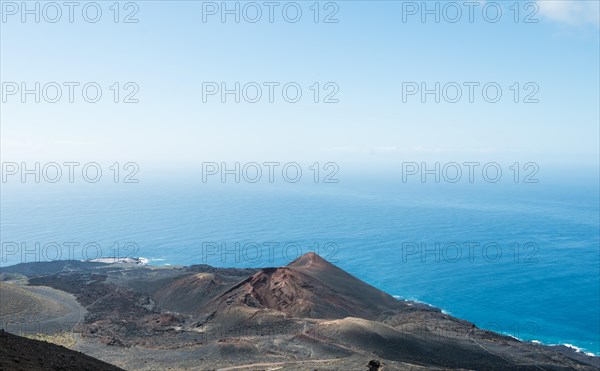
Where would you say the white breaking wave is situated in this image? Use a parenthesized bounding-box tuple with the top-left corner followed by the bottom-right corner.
(562, 343, 596, 357)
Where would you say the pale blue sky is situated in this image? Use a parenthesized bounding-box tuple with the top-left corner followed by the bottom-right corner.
(1, 0, 599, 173)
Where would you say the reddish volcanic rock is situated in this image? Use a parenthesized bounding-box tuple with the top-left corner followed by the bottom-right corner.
(208, 252, 414, 320)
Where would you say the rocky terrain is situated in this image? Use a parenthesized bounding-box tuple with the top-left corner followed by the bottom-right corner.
(1, 253, 598, 370)
(0, 329, 123, 371)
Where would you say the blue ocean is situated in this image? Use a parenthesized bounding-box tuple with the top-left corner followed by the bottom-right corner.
(1, 174, 599, 355)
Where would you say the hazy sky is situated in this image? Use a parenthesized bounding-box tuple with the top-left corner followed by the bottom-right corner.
(1, 0, 599, 171)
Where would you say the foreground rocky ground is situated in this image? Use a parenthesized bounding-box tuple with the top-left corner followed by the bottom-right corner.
(0, 329, 123, 370)
(1, 253, 598, 370)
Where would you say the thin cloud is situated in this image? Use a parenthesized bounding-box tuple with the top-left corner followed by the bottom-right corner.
(536, 0, 600, 27)
(321, 146, 398, 154)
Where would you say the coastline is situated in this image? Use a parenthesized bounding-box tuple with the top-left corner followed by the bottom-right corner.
(3, 257, 597, 359)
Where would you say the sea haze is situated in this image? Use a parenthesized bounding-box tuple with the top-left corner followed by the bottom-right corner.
(1, 174, 599, 355)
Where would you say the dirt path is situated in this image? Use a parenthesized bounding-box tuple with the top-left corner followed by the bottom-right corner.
(216, 358, 342, 370)
(0, 283, 85, 335)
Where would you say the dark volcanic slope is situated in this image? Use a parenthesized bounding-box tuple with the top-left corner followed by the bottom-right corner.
(0, 330, 123, 371)
(209, 252, 424, 320)
(288, 252, 422, 316)
(1, 260, 109, 277)
(150, 265, 257, 313)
